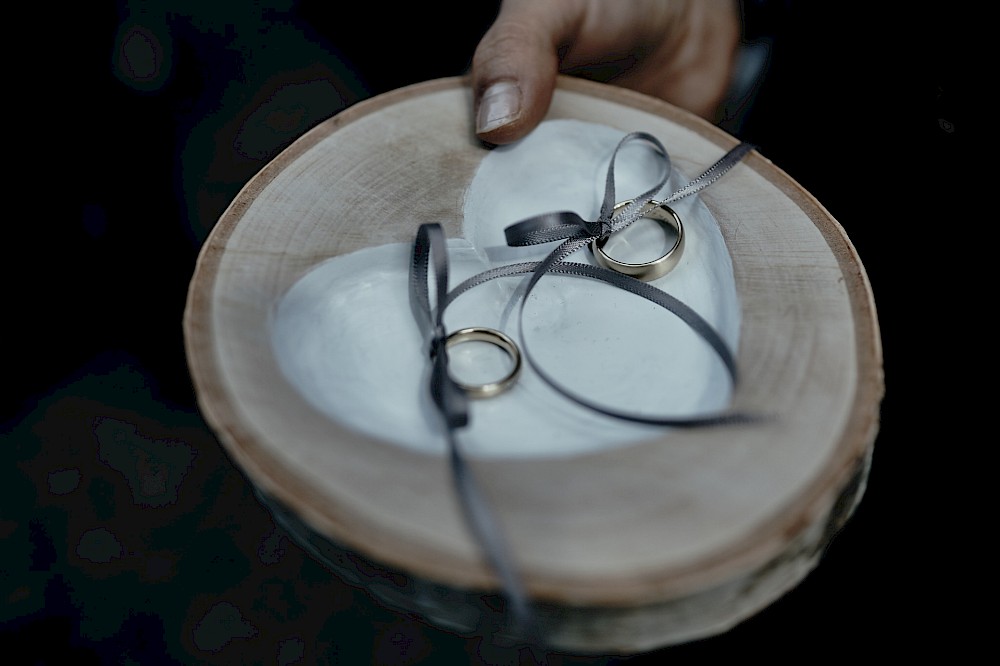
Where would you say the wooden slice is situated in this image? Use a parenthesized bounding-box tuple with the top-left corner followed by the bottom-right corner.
(183, 76, 882, 653)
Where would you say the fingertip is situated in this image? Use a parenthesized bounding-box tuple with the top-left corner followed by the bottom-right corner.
(472, 76, 556, 145)
(470, 14, 560, 144)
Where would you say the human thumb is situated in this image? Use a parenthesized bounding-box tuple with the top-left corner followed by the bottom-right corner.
(470, 12, 561, 145)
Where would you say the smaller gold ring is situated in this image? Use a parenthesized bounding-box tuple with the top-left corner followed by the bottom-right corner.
(591, 199, 685, 281)
(445, 327, 522, 399)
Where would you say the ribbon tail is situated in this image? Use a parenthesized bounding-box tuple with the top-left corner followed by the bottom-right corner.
(664, 142, 755, 203)
(431, 352, 469, 430)
(446, 434, 539, 642)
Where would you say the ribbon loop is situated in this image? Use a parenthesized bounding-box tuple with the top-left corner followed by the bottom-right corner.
(502, 132, 674, 252)
(410, 223, 471, 430)
(503, 210, 594, 247)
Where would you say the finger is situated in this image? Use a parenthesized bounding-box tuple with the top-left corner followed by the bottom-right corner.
(470, 1, 579, 144)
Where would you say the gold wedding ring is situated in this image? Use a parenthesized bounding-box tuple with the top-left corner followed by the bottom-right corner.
(445, 327, 522, 399)
(591, 199, 685, 281)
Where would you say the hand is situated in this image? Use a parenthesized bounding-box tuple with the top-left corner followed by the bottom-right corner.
(471, 0, 741, 144)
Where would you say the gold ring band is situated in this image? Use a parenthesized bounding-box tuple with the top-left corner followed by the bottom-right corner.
(591, 199, 685, 281)
(445, 327, 522, 399)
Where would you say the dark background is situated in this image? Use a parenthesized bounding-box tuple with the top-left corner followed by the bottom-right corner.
(4, 2, 967, 663)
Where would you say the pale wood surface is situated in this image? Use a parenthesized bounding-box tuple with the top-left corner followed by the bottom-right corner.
(183, 76, 882, 650)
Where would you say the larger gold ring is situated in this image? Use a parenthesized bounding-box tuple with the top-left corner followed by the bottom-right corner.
(591, 199, 685, 281)
(445, 327, 522, 399)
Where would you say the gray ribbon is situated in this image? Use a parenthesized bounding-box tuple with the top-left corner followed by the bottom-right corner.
(409, 134, 756, 644)
(409, 222, 537, 639)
